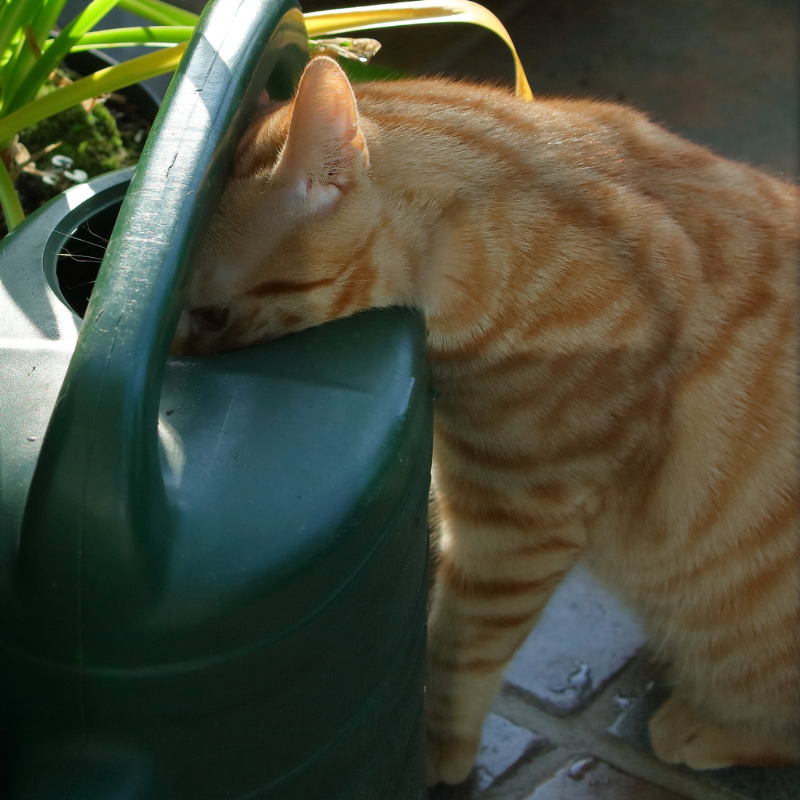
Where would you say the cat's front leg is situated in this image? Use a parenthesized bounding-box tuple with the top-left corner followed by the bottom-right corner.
(425, 510, 586, 786)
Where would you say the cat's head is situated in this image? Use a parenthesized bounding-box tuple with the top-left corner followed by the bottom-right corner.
(172, 57, 379, 355)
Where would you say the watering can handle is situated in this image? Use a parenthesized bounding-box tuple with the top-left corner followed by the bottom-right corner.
(20, 0, 307, 619)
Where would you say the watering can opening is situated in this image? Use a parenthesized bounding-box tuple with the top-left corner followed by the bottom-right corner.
(55, 201, 122, 318)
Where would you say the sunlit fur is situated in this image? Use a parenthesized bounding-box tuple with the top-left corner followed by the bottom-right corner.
(175, 57, 800, 785)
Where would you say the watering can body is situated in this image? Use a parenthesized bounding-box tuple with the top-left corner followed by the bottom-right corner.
(0, 1, 431, 797)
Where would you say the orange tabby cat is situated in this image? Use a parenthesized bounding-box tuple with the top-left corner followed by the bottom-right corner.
(172, 56, 800, 785)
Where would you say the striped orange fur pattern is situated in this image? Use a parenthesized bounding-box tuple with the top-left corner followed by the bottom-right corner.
(173, 57, 800, 785)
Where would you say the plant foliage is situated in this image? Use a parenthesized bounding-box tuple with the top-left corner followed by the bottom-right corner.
(0, 0, 530, 234)
(0, 0, 192, 230)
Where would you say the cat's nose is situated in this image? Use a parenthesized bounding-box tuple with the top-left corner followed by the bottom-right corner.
(169, 305, 230, 356)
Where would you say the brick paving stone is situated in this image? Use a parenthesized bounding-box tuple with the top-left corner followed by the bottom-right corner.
(610, 686, 800, 800)
(504, 562, 645, 714)
(431, 714, 548, 799)
(521, 757, 689, 800)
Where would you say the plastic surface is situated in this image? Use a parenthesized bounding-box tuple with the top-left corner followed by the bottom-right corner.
(0, 0, 432, 797)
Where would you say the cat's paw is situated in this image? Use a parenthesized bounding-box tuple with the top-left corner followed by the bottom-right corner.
(648, 696, 730, 769)
(649, 696, 799, 769)
(425, 730, 479, 787)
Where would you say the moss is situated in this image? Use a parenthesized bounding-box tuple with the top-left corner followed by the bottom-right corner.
(19, 100, 130, 176)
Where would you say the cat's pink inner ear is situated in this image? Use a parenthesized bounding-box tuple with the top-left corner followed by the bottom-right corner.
(276, 56, 368, 197)
(254, 89, 272, 112)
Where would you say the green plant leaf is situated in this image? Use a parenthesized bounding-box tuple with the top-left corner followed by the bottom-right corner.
(0, 0, 42, 83)
(0, 43, 186, 149)
(4, 0, 71, 105)
(0, 0, 54, 105)
(0, 154, 24, 231)
(72, 25, 194, 50)
(117, 0, 199, 26)
(6, 0, 124, 114)
(30, 0, 71, 45)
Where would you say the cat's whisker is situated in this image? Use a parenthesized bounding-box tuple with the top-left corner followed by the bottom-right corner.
(55, 230, 109, 250)
(82, 221, 110, 244)
(59, 252, 103, 263)
(58, 249, 104, 265)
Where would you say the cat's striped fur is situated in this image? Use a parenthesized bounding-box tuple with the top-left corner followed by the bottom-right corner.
(173, 57, 800, 785)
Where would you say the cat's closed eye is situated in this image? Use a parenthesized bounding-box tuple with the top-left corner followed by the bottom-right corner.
(189, 304, 229, 332)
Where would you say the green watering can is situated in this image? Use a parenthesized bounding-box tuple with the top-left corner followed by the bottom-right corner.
(0, 1, 432, 797)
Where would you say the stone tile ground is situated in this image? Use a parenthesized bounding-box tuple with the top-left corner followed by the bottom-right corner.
(503, 565, 645, 716)
(430, 562, 800, 800)
(522, 759, 689, 800)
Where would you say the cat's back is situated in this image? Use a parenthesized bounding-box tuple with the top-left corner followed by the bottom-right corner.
(355, 76, 798, 324)
(354, 78, 798, 507)
(356, 76, 797, 201)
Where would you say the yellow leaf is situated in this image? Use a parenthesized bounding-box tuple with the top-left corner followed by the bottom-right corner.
(304, 0, 533, 100)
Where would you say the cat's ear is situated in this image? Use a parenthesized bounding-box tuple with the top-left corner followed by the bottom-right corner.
(275, 56, 369, 211)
